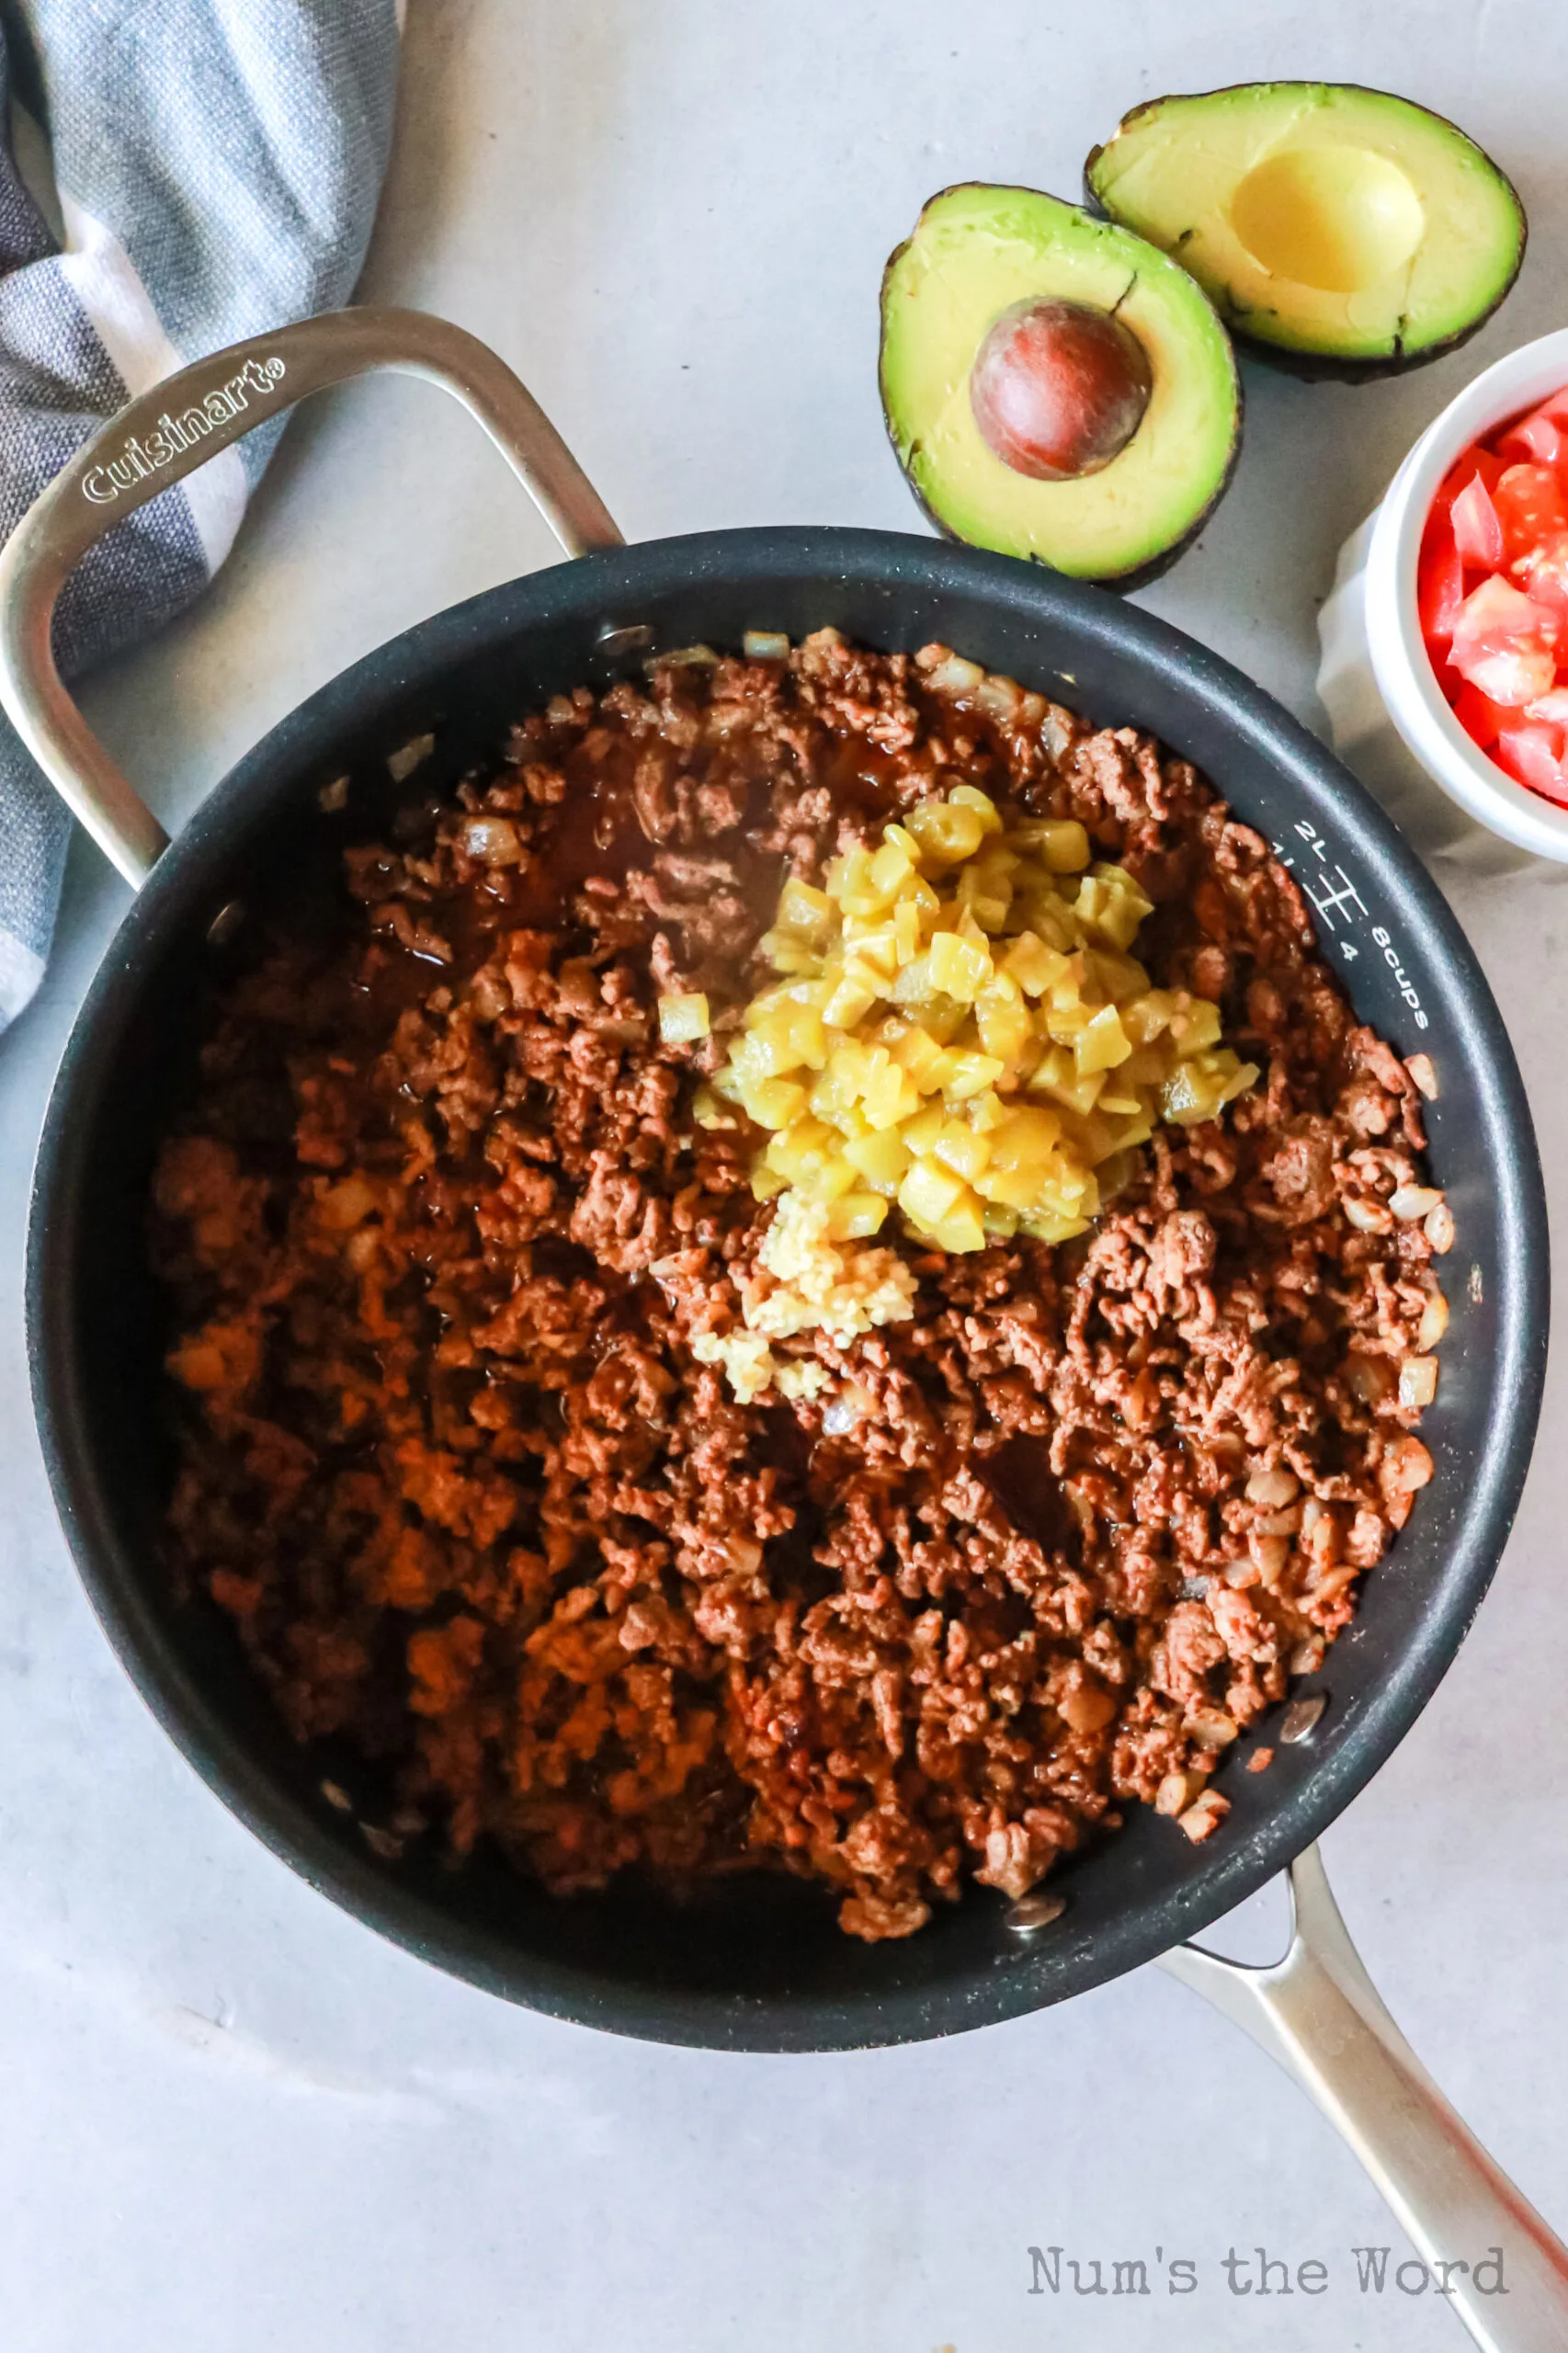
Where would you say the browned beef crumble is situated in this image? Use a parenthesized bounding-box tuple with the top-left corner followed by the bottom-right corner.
(152, 631, 1444, 1941)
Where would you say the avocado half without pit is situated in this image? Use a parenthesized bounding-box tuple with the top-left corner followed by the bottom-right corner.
(880, 185, 1241, 585)
(1085, 83, 1526, 374)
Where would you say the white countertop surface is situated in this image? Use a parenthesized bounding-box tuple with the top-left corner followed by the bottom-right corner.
(5, 6, 1567, 2347)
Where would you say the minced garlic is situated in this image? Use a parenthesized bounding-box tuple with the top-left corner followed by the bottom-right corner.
(693, 1194, 916, 1404)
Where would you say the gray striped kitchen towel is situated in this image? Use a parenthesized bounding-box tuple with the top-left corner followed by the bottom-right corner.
(0, 0, 401, 1029)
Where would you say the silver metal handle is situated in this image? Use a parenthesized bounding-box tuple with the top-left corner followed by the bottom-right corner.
(1161, 1845, 1568, 2350)
(0, 305, 624, 887)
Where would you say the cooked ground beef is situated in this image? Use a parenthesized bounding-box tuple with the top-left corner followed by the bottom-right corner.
(152, 631, 1445, 1941)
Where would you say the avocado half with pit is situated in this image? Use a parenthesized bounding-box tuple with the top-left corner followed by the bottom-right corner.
(880, 185, 1241, 586)
(1085, 83, 1526, 375)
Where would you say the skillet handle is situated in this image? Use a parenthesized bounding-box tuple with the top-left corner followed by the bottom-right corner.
(0, 304, 624, 888)
(1160, 1844, 1568, 2350)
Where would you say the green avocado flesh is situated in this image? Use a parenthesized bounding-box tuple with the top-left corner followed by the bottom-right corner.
(880, 185, 1240, 581)
(1086, 83, 1525, 365)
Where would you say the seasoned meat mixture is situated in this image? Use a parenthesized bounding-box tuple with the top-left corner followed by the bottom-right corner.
(152, 631, 1447, 1940)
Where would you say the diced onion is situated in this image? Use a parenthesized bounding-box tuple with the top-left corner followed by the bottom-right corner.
(1177, 1790, 1230, 1842)
(460, 815, 523, 867)
(923, 654, 983, 697)
(1425, 1201, 1456, 1253)
(386, 733, 435, 782)
(651, 643, 718, 669)
(1245, 1465, 1300, 1507)
(974, 674, 1022, 722)
(1250, 1534, 1290, 1585)
(1417, 1289, 1449, 1352)
(1347, 1352, 1396, 1404)
(1155, 1770, 1198, 1815)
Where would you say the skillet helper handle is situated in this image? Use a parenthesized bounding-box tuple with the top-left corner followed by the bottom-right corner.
(0, 304, 623, 889)
(1161, 1844, 1568, 2353)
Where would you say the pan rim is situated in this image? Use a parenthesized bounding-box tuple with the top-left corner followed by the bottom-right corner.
(26, 525, 1551, 2049)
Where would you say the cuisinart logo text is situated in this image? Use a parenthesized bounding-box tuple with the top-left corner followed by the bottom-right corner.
(82, 355, 287, 504)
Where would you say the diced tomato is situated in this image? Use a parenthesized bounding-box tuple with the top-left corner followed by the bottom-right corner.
(1494, 464, 1567, 558)
(1495, 720, 1568, 804)
(1449, 574, 1560, 705)
(1418, 384, 1568, 809)
(1505, 389, 1568, 440)
(1461, 644, 1557, 706)
(1450, 472, 1506, 567)
(1416, 511, 1465, 640)
(1451, 572, 1559, 647)
(1434, 444, 1506, 511)
(1497, 407, 1566, 467)
(1520, 532, 1568, 616)
(1451, 681, 1515, 749)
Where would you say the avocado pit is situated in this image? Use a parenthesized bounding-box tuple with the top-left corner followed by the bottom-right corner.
(969, 298, 1153, 482)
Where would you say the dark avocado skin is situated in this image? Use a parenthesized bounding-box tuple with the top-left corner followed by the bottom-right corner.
(877, 182, 1244, 591)
(1084, 84, 1528, 384)
(888, 415, 1244, 594)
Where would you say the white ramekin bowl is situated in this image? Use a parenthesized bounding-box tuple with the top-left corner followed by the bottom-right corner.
(1318, 326, 1568, 873)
